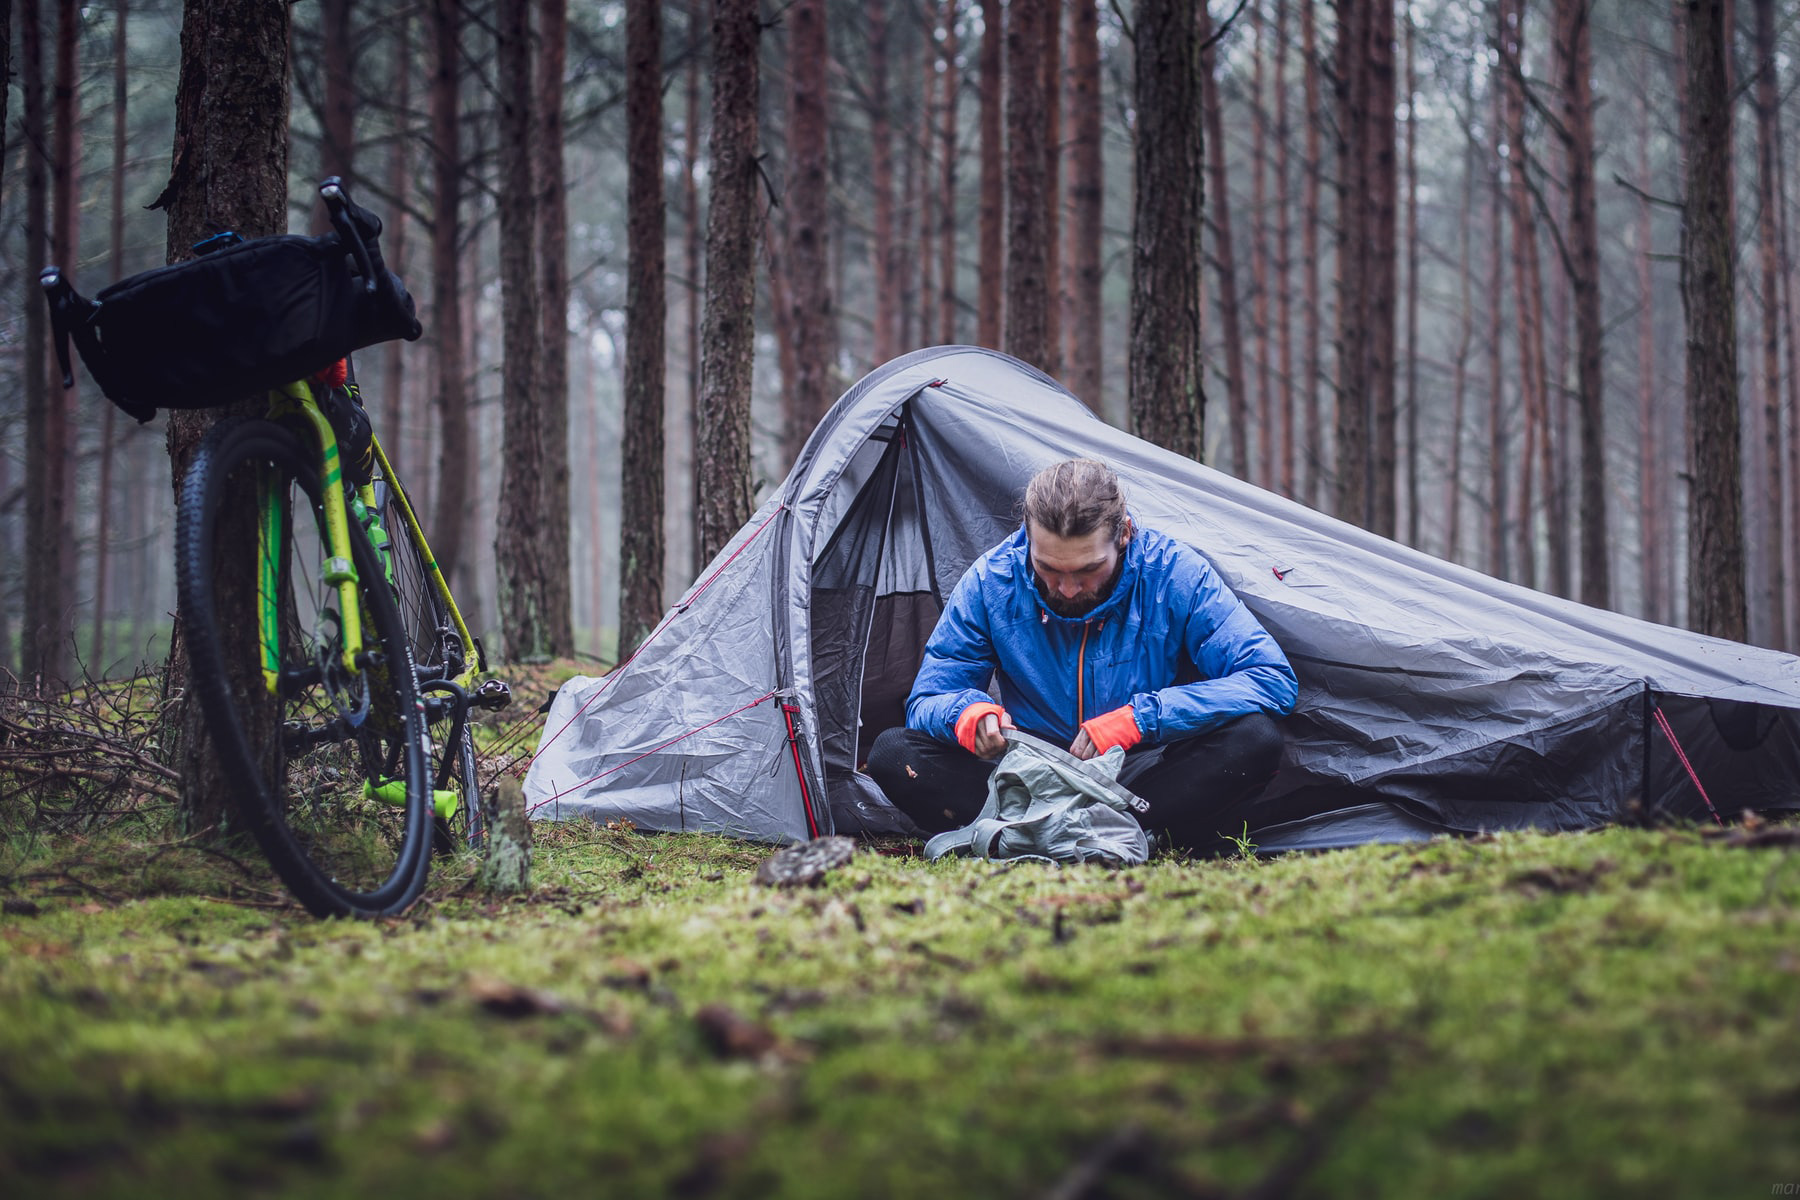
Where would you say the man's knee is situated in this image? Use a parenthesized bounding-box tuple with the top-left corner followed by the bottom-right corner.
(1227, 712, 1286, 780)
(865, 726, 920, 788)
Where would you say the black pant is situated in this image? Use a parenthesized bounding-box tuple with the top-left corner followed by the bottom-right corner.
(865, 714, 1285, 855)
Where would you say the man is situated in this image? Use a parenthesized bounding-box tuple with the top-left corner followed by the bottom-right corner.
(866, 458, 1297, 853)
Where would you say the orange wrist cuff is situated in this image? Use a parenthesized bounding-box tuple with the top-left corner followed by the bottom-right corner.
(955, 702, 1006, 754)
(1081, 705, 1142, 754)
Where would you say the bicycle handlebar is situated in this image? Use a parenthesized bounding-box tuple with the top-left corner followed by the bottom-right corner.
(320, 177, 378, 296)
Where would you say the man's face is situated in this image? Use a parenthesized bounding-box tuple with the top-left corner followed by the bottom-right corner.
(1028, 521, 1127, 618)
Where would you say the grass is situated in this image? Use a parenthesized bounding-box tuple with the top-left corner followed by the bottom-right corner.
(2, 818, 1798, 1199)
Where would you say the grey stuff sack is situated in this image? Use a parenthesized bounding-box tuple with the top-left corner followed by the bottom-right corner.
(924, 731, 1151, 866)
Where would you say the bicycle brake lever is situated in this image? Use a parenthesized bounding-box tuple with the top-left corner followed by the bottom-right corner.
(320, 177, 379, 296)
(39, 268, 77, 389)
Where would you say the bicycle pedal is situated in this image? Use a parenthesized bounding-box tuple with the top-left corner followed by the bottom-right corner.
(472, 679, 513, 711)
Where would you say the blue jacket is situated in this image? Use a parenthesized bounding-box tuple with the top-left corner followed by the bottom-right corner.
(907, 523, 1298, 747)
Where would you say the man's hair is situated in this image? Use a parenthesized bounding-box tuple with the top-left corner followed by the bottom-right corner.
(1023, 458, 1130, 545)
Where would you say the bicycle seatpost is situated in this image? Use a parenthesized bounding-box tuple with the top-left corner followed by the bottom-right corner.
(319, 177, 378, 295)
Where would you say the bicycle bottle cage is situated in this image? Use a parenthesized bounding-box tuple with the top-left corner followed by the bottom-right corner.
(40, 181, 422, 424)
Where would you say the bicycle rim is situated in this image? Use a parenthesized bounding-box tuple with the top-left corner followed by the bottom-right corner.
(374, 481, 487, 852)
(178, 419, 432, 917)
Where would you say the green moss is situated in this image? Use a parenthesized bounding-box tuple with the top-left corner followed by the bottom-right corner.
(3, 824, 1799, 1197)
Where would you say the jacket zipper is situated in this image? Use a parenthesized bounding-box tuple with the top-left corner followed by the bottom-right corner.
(1076, 620, 1091, 726)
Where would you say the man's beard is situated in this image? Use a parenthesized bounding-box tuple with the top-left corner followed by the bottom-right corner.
(1037, 557, 1125, 618)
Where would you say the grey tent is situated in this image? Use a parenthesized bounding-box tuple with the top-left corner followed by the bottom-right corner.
(525, 346, 1800, 849)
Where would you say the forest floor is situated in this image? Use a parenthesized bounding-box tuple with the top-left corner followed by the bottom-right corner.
(4, 818, 1800, 1198)
(4, 664, 1800, 1197)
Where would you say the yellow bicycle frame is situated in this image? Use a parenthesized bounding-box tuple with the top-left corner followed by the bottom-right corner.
(367, 436, 484, 686)
(259, 380, 364, 690)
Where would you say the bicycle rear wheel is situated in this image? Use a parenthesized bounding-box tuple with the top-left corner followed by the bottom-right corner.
(372, 481, 487, 853)
(177, 418, 433, 918)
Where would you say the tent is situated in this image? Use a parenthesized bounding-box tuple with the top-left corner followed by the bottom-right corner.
(525, 346, 1800, 849)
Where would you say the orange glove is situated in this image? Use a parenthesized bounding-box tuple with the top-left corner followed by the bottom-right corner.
(954, 702, 1008, 755)
(1080, 705, 1142, 755)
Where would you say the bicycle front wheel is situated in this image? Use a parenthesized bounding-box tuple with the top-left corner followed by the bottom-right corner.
(177, 418, 434, 918)
(373, 480, 487, 854)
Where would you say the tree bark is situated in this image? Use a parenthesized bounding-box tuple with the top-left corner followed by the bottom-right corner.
(494, 0, 551, 659)
(1333, 0, 1371, 524)
(1635, 73, 1663, 624)
(785, 0, 836, 452)
(938, 0, 961, 346)
(1486, 78, 1508, 581)
(620, 0, 667, 654)
(537, 0, 573, 654)
(1199, 2, 1248, 476)
(682, 0, 705, 584)
(155, 0, 291, 832)
(92, 0, 131, 674)
(1066, 0, 1102, 411)
(1274, 0, 1296, 500)
(1366, 0, 1397, 538)
(1128, 0, 1203, 459)
(1501, 0, 1546, 589)
(1004, 0, 1048, 369)
(1446, 73, 1475, 564)
(1299, 0, 1324, 507)
(0, 0, 10, 209)
(1039, 0, 1060, 374)
(381, 14, 410, 483)
(428, 0, 470, 596)
(1683, 0, 1746, 641)
(977, 0, 1003, 348)
(1250, 4, 1273, 488)
(1557, 0, 1610, 610)
(21, 0, 61, 688)
(1776, 55, 1800, 647)
(696, 0, 760, 568)
(1751, 0, 1782, 645)
(870, 0, 897, 361)
(318, 0, 354, 204)
(1402, 11, 1418, 543)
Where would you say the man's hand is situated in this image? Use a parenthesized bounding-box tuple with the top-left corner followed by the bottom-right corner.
(974, 710, 1016, 758)
(1068, 728, 1097, 760)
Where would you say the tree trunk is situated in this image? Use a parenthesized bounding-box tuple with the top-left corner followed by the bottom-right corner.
(156, 0, 291, 832)
(1446, 77, 1475, 564)
(1332, 0, 1370, 523)
(0, 0, 10, 209)
(381, 15, 410, 482)
(1274, 0, 1295, 499)
(1128, 0, 1203, 459)
(620, 0, 667, 654)
(919, 31, 937, 354)
(785, 0, 836, 451)
(870, 0, 897, 361)
(1683, 0, 1746, 641)
(1366, 0, 1398, 538)
(1776, 58, 1800, 647)
(977, 0, 1002, 347)
(21, 0, 60, 688)
(494, 0, 551, 659)
(1299, 0, 1324, 507)
(319, 0, 354, 193)
(938, 0, 961, 346)
(1557, 0, 1610, 611)
(1250, 4, 1273, 488)
(1199, 2, 1248, 476)
(1635, 72, 1663, 623)
(537, 0, 573, 654)
(1501, 0, 1545, 589)
(1402, 11, 1419, 544)
(1039, 0, 1060, 374)
(428, 0, 470, 594)
(1066, 0, 1102, 411)
(683, 0, 705, 583)
(1004, 0, 1048, 369)
(696, 0, 760, 567)
(1486, 79, 1508, 581)
(1751, 0, 1782, 645)
(92, 0, 130, 674)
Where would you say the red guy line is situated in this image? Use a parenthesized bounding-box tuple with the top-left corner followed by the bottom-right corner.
(530, 689, 780, 816)
(536, 505, 785, 758)
(1652, 705, 1724, 826)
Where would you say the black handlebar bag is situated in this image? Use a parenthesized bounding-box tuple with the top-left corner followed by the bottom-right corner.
(50, 228, 422, 423)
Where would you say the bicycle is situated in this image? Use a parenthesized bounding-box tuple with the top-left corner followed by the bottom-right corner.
(41, 179, 510, 918)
